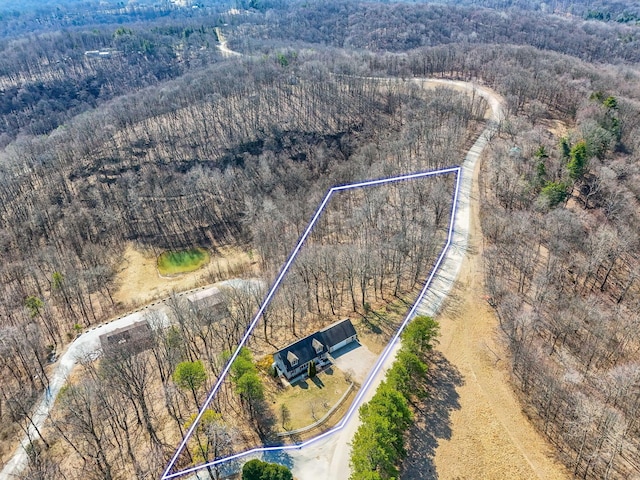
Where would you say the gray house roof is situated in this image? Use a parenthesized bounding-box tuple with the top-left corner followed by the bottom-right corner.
(321, 318, 357, 348)
(188, 289, 225, 312)
(100, 320, 153, 355)
(274, 318, 357, 374)
(187, 289, 228, 324)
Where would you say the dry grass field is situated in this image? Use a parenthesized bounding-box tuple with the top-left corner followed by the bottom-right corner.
(113, 243, 258, 308)
(402, 159, 570, 480)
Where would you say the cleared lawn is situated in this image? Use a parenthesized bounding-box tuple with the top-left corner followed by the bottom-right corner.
(271, 366, 352, 432)
(157, 247, 210, 276)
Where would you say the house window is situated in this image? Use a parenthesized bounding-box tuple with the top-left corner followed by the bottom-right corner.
(287, 351, 299, 367)
(312, 338, 324, 354)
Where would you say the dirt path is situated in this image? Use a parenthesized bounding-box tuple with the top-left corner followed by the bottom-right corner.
(402, 154, 570, 479)
(215, 27, 242, 58)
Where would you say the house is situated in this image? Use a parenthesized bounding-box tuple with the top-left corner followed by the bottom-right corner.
(273, 318, 358, 380)
(99, 320, 153, 355)
(187, 289, 228, 324)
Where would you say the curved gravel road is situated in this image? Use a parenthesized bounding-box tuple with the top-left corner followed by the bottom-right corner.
(287, 78, 504, 480)
(0, 279, 262, 480)
(0, 66, 503, 480)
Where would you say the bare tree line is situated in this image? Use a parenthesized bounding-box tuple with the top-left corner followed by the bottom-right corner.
(256, 176, 454, 343)
(0, 50, 482, 476)
(169, 175, 456, 473)
(232, 0, 640, 64)
(10, 281, 266, 480)
(474, 53, 640, 479)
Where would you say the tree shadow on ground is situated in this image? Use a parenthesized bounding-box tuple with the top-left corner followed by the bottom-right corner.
(294, 379, 309, 389)
(401, 352, 464, 480)
(311, 375, 324, 388)
(262, 449, 294, 470)
(255, 399, 279, 447)
(209, 458, 242, 479)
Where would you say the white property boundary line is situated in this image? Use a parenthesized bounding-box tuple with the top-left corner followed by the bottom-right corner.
(162, 166, 462, 480)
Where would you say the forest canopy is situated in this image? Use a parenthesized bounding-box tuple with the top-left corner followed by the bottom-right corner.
(1, 0, 640, 479)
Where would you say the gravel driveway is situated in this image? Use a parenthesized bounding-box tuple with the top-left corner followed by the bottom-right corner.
(331, 341, 378, 384)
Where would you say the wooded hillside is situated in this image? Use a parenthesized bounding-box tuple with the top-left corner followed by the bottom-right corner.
(1, 1, 640, 478)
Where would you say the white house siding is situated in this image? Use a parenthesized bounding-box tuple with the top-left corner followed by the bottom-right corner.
(328, 335, 356, 353)
(288, 365, 306, 379)
(275, 358, 286, 376)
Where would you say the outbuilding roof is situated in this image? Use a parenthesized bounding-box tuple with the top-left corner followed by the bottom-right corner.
(99, 320, 153, 354)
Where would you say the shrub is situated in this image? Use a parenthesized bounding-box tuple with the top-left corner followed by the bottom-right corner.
(242, 459, 293, 480)
(540, 181, 568, 207)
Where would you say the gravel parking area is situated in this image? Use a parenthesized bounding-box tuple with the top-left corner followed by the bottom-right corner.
(331, 341, 378, 384)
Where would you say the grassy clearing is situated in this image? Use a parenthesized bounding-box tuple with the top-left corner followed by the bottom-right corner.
(157, 247, 210, 276)
(271, 366, 351, 432)
(114, 243, 258, 308)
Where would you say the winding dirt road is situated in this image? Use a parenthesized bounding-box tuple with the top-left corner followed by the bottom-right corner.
(290, 79, 567, 479)
(287, 78, 508, 479)
(0, 33, 569, 478)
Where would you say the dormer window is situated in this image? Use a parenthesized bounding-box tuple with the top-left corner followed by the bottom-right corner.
(287, 351, 299, 367)
(312, 338, 324, 354)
